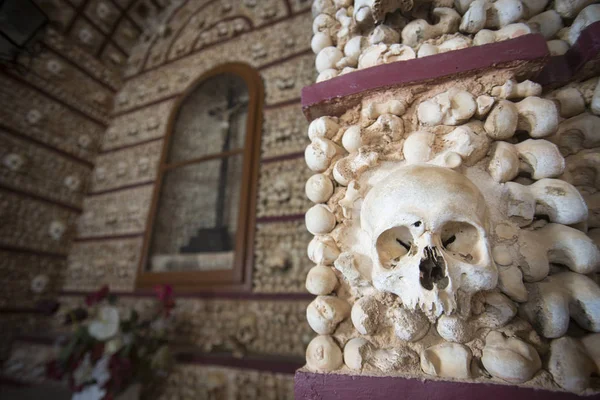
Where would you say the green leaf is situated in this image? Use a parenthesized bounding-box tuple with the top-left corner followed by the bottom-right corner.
(107, 294, 118, 305)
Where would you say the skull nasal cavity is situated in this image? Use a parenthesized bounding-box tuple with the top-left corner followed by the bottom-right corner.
(419, 247, 449, 290)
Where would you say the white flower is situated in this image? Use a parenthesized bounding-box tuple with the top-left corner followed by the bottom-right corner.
(88, 306, 120, 341)
(92, 355, 111, 386)
(72, 384, 106, 400)
(104, 337, 123, 355)
(73, 354, 93, 387)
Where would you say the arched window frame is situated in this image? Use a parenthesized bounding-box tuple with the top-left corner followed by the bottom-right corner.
(136, 63, 264, 292)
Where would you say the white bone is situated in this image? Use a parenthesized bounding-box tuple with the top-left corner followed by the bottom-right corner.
(528, 10, 563, 39)
(491, 80, 542, 99)
(317, 69, 339, 82)
(342, 125, 363, 152)
(368, 25, 400, 44)
(546, 87, 586, 118)
(306, 335, 343, 372)
(305, 204, 336, 235)
(305, 137, 344, 172)
(333, 149, 379, 186)
(401, 8, 461, 47)
(351, 296, 382, 334)
(421, 343, 472, 378)
(474, 23, 533, 46)
(306, 173, 335, 203)
(548, 335, 600, 393)
(483, 99, 519, 139)
(521, 272, 600, 338)
(565, 5, 600, 45)
(306, 265, 338, 295)
(339, 180, 362, 218)
(417, 89, 477, 126)
(316, 46, 344, 73)
(308, 116, 340, 141)
(555, 0, 596, 18)
(547, 39, 569, 55)
(548, 113, 600, 156)
(505, 179, 588, 226)
(515, 97, 560, 138)
(307, 295, 351, 334)
(481, 331, 542, 383)
(485, 0, 524, 29)
(308, 235, 340, 265)
(311, 32, 333, 54)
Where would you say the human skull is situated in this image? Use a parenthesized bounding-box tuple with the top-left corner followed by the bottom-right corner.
(46, 59, 63, 76)
(78, 28, 94, 45)
(26, 109, 42, 125)
(361, 164, 497, 319)
(2, 153, 25, 171)
(48, 220, 66, 241)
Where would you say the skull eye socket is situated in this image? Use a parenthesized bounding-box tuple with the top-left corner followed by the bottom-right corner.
(440, 221, 482, 264)
(376, 226, 413, 268)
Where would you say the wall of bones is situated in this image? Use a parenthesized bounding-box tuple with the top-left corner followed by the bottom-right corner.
(1, 0, 318, 397)
(311, 0, 600, 81)
(303, 0, 600, 395)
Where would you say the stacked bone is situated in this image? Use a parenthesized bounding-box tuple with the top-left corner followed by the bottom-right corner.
(312, 0, 600, 82)
(302, 72, 600, 393)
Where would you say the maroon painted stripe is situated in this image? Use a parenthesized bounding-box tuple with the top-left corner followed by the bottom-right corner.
(294, 370, 600, 400)
(256, 214, 305, 224)
(262, 151, 304, 164)
(41, 43, 117, 93)
(101, 136, 165, 154)
(130, 8, 312, 79)
(536, 21, 600, 88)
(73, 232, 145, 242)
(0, 183, 82, 213)
(175, 352, 302, 374)
(111, 94, 180, 117)
(301, 33, 549, 120)
(87, 180, 155, 196)
(0, 245, 67, 259)
(257, 48, 312, 71)
(0, 123, 94, 168)
(60, 289, 313, 301)
(264, 98, 301, 110)
(3, 71, 108, 127)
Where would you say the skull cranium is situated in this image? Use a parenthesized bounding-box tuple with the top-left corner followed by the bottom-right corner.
(361, 164, 497, 319)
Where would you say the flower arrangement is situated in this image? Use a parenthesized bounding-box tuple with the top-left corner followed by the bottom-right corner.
(46, 285, 175, 400)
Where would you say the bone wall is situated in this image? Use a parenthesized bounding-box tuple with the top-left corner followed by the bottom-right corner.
(0, 9, 127, 357)
(2, 0, 315, 397)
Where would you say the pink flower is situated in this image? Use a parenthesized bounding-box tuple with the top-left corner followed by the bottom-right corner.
(86, 285, 110, 306)
(153, 285, 172, 302)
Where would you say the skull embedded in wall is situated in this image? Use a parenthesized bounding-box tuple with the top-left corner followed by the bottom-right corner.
(78, 28, 94, 45)
(30, 274, 49, 294)
(46, 59, 64, 77)
(96, 2, 112, 20)
(270, 178, 291, 203)
(116, 161, 128, 177)
(64, 175, 81, 192)
(236, 313, 257, 345)
(78, 134, 92, 149)
(137, 157, 150, 175)
(48, 220, 67, 241)
(361, 164, 497, 319)
(2, 153, 25, 172)
(26, 109, 42, 125)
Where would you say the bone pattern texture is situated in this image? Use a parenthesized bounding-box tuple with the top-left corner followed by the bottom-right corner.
(303, 55, 600, 393)
(311, 0, 600, 82)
